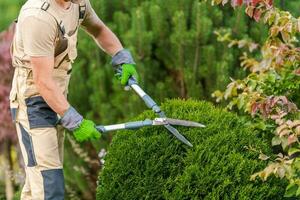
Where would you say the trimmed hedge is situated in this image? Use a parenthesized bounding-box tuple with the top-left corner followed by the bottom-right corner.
(97, 99, 287, 200)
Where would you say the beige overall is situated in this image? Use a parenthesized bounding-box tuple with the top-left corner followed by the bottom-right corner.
(9, 0, 87, 199)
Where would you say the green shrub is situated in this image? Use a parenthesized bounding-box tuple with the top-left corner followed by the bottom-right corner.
(96, 99, 287, 200)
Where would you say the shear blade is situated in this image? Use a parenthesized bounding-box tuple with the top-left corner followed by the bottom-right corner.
(165, 118, 205, 128)
(164, 124, 193, 147)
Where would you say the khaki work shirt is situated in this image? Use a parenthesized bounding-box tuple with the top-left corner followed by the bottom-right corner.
(12, 0, 99, 68)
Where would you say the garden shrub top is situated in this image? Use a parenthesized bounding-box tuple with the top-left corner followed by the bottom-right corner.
(97, 99, 287, 200)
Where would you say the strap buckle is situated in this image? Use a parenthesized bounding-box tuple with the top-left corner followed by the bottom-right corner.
(79, 5, 86, 19)
(41, 2, 50, 11)
(59, 21, 66, 35)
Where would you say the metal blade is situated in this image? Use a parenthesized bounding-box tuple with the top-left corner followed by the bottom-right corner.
(164, 124, 193, 147)
(164, 118, 205, 128)
(128, 83, 195, 147)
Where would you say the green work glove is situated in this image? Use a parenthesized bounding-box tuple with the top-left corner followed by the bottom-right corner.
(73, 119, 100, 142)
(60, 107, 101, 142)
(118, 64, 139, 85)
(111, 49, 139, 85)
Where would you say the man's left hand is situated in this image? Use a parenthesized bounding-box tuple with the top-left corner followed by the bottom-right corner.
(112, 49, 139, 85)
(117, 64, 139, 85)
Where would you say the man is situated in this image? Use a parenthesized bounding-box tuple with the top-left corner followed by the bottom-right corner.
(9, 0, 139, 199)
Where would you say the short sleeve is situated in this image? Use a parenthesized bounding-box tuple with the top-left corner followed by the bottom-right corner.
(21, 16, 56, 57)
(81, 0, 100, 29)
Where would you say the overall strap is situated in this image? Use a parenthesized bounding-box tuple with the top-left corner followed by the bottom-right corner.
(41, 0, 86, 34)
(39, 1, 68, 59)
(40, 1, 66, 36)
(78, 0, 86, 24)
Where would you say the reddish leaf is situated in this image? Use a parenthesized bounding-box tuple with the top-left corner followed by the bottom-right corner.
(237, 0, 243, 5)
(288, 134, 298, 146)
(252, 0, 261, 6)
(253, 9, 262, 22)
(259, 102, 268, 118)
(244, 0, 252, 5)
(294, 68, 300, 76)
(251, 102, 259, 116)
(267, 0, 273, 6)
(231, 0, 243, 7)
(278, 96, 288, 105)
(250, 0, 273, 7)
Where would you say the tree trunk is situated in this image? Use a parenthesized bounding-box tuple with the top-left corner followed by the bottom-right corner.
(4, 140, 15, 200)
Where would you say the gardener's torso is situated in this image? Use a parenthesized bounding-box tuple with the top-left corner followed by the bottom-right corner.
(11, 0, 89, 99)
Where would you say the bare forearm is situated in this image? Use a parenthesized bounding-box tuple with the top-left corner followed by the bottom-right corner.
(31, 57, 69, 116)
(95, 25, 123, 56)
(36, 80, 69, 116)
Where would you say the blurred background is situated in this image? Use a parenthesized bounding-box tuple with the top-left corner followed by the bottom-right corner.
(0, 0, 299, 199)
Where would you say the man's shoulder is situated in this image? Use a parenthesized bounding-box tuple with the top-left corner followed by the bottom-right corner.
(19, 0, 58, 27)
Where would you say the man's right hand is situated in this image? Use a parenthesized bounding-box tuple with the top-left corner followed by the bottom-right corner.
(73, 119, 100, 142)
(60, 107, 100, 142)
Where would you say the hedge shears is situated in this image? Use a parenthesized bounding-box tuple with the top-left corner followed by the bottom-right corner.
(96, 75, 205, 147)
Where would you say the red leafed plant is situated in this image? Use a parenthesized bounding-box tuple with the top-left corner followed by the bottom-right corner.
(0, 23, 21, 200)
(230, 0, 273, 6)
(0, 23, 16, 143)
(211, 0, 300, 198)
(214, 0, 273, 21)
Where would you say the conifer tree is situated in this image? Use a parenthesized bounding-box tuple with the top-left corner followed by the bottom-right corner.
(71, 0, 271, 122)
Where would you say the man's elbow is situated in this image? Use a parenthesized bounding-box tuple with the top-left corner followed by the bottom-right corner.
(88, 24, 104, 39)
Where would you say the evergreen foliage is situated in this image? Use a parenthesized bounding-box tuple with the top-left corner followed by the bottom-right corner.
(0, 0, 299, 199)
(96, 99, 287, 200)
(71, 0, 267, 126)
(70, 1, 299, 128)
